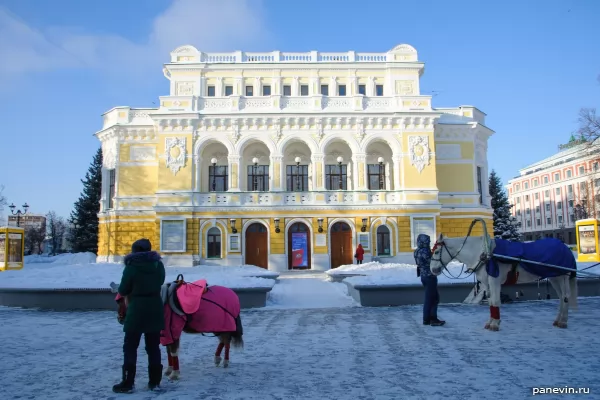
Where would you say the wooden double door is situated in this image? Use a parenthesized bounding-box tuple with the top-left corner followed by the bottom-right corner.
(330, 222, 353, 269)
(245, 223, 268, 269)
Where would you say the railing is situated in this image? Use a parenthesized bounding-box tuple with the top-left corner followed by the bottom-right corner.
(195, 51, 404, 64)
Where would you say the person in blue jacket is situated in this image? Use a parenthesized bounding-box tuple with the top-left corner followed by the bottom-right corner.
(414, 234, 445, 326)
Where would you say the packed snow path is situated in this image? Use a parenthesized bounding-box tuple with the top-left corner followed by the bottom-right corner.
(3, 299, 600, 399)
(265, 270, 358, 309)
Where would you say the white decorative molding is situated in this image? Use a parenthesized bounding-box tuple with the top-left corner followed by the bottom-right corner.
(164, 137, 187, 175)
(102, 137, 118, 169)
(436, 144, 461, 160)
(130, 146, 156, 161)
(408, 135, 430, 173)
(176, 82, 194, 96)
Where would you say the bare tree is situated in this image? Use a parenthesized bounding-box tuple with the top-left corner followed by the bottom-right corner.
(24, 225, 46, 255)
(578, 74, 600, 144)
(46, 211, 67, 255)
(0, 185, 6, 225)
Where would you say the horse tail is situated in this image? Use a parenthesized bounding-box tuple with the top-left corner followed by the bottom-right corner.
(231, 333, 244, 349)
(568, 272, 578, 310)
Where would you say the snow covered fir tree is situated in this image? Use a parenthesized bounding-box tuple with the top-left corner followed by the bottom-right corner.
(68, 147, 102, 254)
(489, 170, 522, 241)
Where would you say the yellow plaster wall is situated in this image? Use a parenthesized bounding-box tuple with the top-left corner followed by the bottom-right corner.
(397, 217, 412, 252)
(118, 166, 158, 196)
(439, 217, 494, 238)
(436, 164, 475, 192)
(311, 217, 328, 255)
(402, 132, 437, 189)
(157, 135, 193, 191)
(98, 220, 157, 257)
(270, 218, 285, 255)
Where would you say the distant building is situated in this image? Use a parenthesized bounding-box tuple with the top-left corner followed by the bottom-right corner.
(8, 213, 46, 230)
(507, 137, 600, 244)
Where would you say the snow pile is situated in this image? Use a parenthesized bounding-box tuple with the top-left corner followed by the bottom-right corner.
(266, 271, 357, 309)
(327, 260, 473, 286)
(0, 258, 276, 289)
(22, 252, 97, 266)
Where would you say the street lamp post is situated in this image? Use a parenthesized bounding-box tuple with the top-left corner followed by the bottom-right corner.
(337, 156, 344, 190)
(377, 157, 384, 190)
(9, 202, 29, 227)
(211, 158, 218, 191)
(295, 156, 301, 191)
(252, 157, 259, 191)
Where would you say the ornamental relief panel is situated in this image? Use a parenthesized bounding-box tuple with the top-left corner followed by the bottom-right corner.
(408, 135, 430, 173)
(164, 137, 187, 175)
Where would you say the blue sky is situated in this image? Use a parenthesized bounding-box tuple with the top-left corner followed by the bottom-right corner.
(0, 0, 598, 221)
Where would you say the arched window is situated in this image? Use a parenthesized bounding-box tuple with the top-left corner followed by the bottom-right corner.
(207, 227, 221, 258)
(331, 222, 351, 232)
(377, 225, 391, 256)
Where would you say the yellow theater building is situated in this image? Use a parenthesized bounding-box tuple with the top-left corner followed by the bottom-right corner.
(95, 44, 494, 270)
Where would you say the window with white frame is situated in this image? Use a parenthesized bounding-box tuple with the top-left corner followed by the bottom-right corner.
(555, 187, 560, 195)
(160, 219, 186, 252)
(554, 173, 560, 181)
(411, 217, 435, 249)
(544, 176, 548, 184)
(567, 170, 572, 178)
(524, 182, 529, 189)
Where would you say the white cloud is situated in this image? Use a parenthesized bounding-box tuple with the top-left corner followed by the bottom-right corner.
(0, 0, 270, 84)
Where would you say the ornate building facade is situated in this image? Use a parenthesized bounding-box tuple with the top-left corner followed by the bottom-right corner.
(95, 44, 494, 270)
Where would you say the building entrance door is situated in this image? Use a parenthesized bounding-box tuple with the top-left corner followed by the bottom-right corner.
(245, 223, 268, 269)
(330, 222, 352, 269)
(287, 222, 311, 269)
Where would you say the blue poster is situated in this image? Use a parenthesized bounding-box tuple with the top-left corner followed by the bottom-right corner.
(291, 232, 308, 267)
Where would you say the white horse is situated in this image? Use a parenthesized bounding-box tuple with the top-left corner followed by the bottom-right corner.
(429, 231, 578, 331)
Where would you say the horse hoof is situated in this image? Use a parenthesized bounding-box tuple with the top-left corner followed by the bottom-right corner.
(489, 325, 500, 331)
(164, 367, 173, 376)
(223, 360, 229, 368)
(484, 323, 490, 329)
(168, 370, 180, 380)
(214, 356, 222, 367)
(552, 320, 559, 327)
(556, 322, 568, 328)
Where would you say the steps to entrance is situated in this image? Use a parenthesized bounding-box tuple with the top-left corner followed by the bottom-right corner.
(265, 271, 359, 309)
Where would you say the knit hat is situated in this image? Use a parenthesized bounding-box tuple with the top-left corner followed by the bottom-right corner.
(131, 238, 152, 253)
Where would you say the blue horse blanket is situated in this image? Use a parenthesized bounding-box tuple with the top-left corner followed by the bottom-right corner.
(486, 238, 577, 279)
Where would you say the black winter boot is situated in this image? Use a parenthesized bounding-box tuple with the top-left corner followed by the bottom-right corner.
(113, 365, 136, 393)
(430, 318, 446, 326)
(148, 364, 163, 390)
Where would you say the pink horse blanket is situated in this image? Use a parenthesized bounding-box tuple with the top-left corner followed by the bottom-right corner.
(114, 279, 241, 346)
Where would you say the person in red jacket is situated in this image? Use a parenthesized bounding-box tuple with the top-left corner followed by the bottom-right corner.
(355, 244, 365, 264)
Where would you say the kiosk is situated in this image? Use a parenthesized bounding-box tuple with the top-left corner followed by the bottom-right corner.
(0, 226, 25, 271)
(575, 218, 600, 263)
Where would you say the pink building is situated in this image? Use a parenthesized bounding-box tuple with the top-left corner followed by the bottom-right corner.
(507, 138, 600, 244)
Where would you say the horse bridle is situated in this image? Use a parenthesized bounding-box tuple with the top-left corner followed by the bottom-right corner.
(431, 235, 491, 279)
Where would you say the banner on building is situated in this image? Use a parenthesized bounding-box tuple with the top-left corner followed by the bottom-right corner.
(291, 232, 308, 267)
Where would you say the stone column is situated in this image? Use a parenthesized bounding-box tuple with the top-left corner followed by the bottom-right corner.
(270, 155, 283, 191)
(228, 155, 241, 192)
(392, 154, 402, 190)
(311, 153, 325, 190)
(353, 153, 367, 190)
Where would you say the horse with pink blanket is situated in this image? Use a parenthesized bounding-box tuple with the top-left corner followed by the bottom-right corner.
(113, 275, 243, 380)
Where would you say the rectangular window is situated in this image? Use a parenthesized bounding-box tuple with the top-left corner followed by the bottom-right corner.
(525, 195, 530, 201)
(207, 86, 215, 97)
(160, 219, 186, 252)
(568, 184, 573, 193)
(536, 218, 541, 226)
(536, 206, 540, 213)
(286, 165, 309, 191)
(527, 220, 531, 227)
(545, 203, 550, 211)
(375, 84, 384, 96)
(108, 169, 116, 209)
(555, 187, 560, 195)
(526, 208, 531, 215)
(557, 201, 562, 210)
(545, 190, 550, 198)
(595, 162, 599, 171)
(579, 166, 585, 174)
(247, 165, 269, 191)
(570, 214, 575, 222)
(524, 182, 529, 189)
(325, 164, 347, 190)
(367, 164, 386, 190)
(547, 217, 552, 224)
(477, 166, 483, 204)
(245, 86, 253, 96)
(558, 215, 563, 224)
(535, 193, 539, 199)
(411, 217, 435, 249)
(544, 176, 548, 184)
(338, 85, 347, 96)
(358, 84, 366, 95)
(207, 228, 221, 259)
(262, 85, 271, 96)
(208, 165, 228, 192)
(533, 179, 539, 187)
(320, 84, 329, 96)
(566, 170, 572, 178)
(300, 85, 309, 96)
(225, 85, 233, 96)
(283, 85, 291, 96)
(569, 199, 574, 207)
(377, 228, 391, 256)
(554, 173, 560, 181)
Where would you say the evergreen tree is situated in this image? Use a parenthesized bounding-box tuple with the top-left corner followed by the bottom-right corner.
(69, 147, 102, 253)
(489, 169, 522, 241)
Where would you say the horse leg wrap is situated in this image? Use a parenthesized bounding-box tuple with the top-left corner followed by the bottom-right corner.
(215, 343, 225, 357)
(224, 343, 230, 360)
(490, 306, 500, 320)
(165, 352, 174, 376)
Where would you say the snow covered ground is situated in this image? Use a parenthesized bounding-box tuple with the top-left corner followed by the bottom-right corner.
(265, 271, 358, 309)
(0, 253, 277, 289)
(2, 298, 599, 399)
(328, 259, 600, 287)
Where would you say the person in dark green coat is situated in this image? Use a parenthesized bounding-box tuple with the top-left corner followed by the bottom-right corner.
(112, 238, 166, 394)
